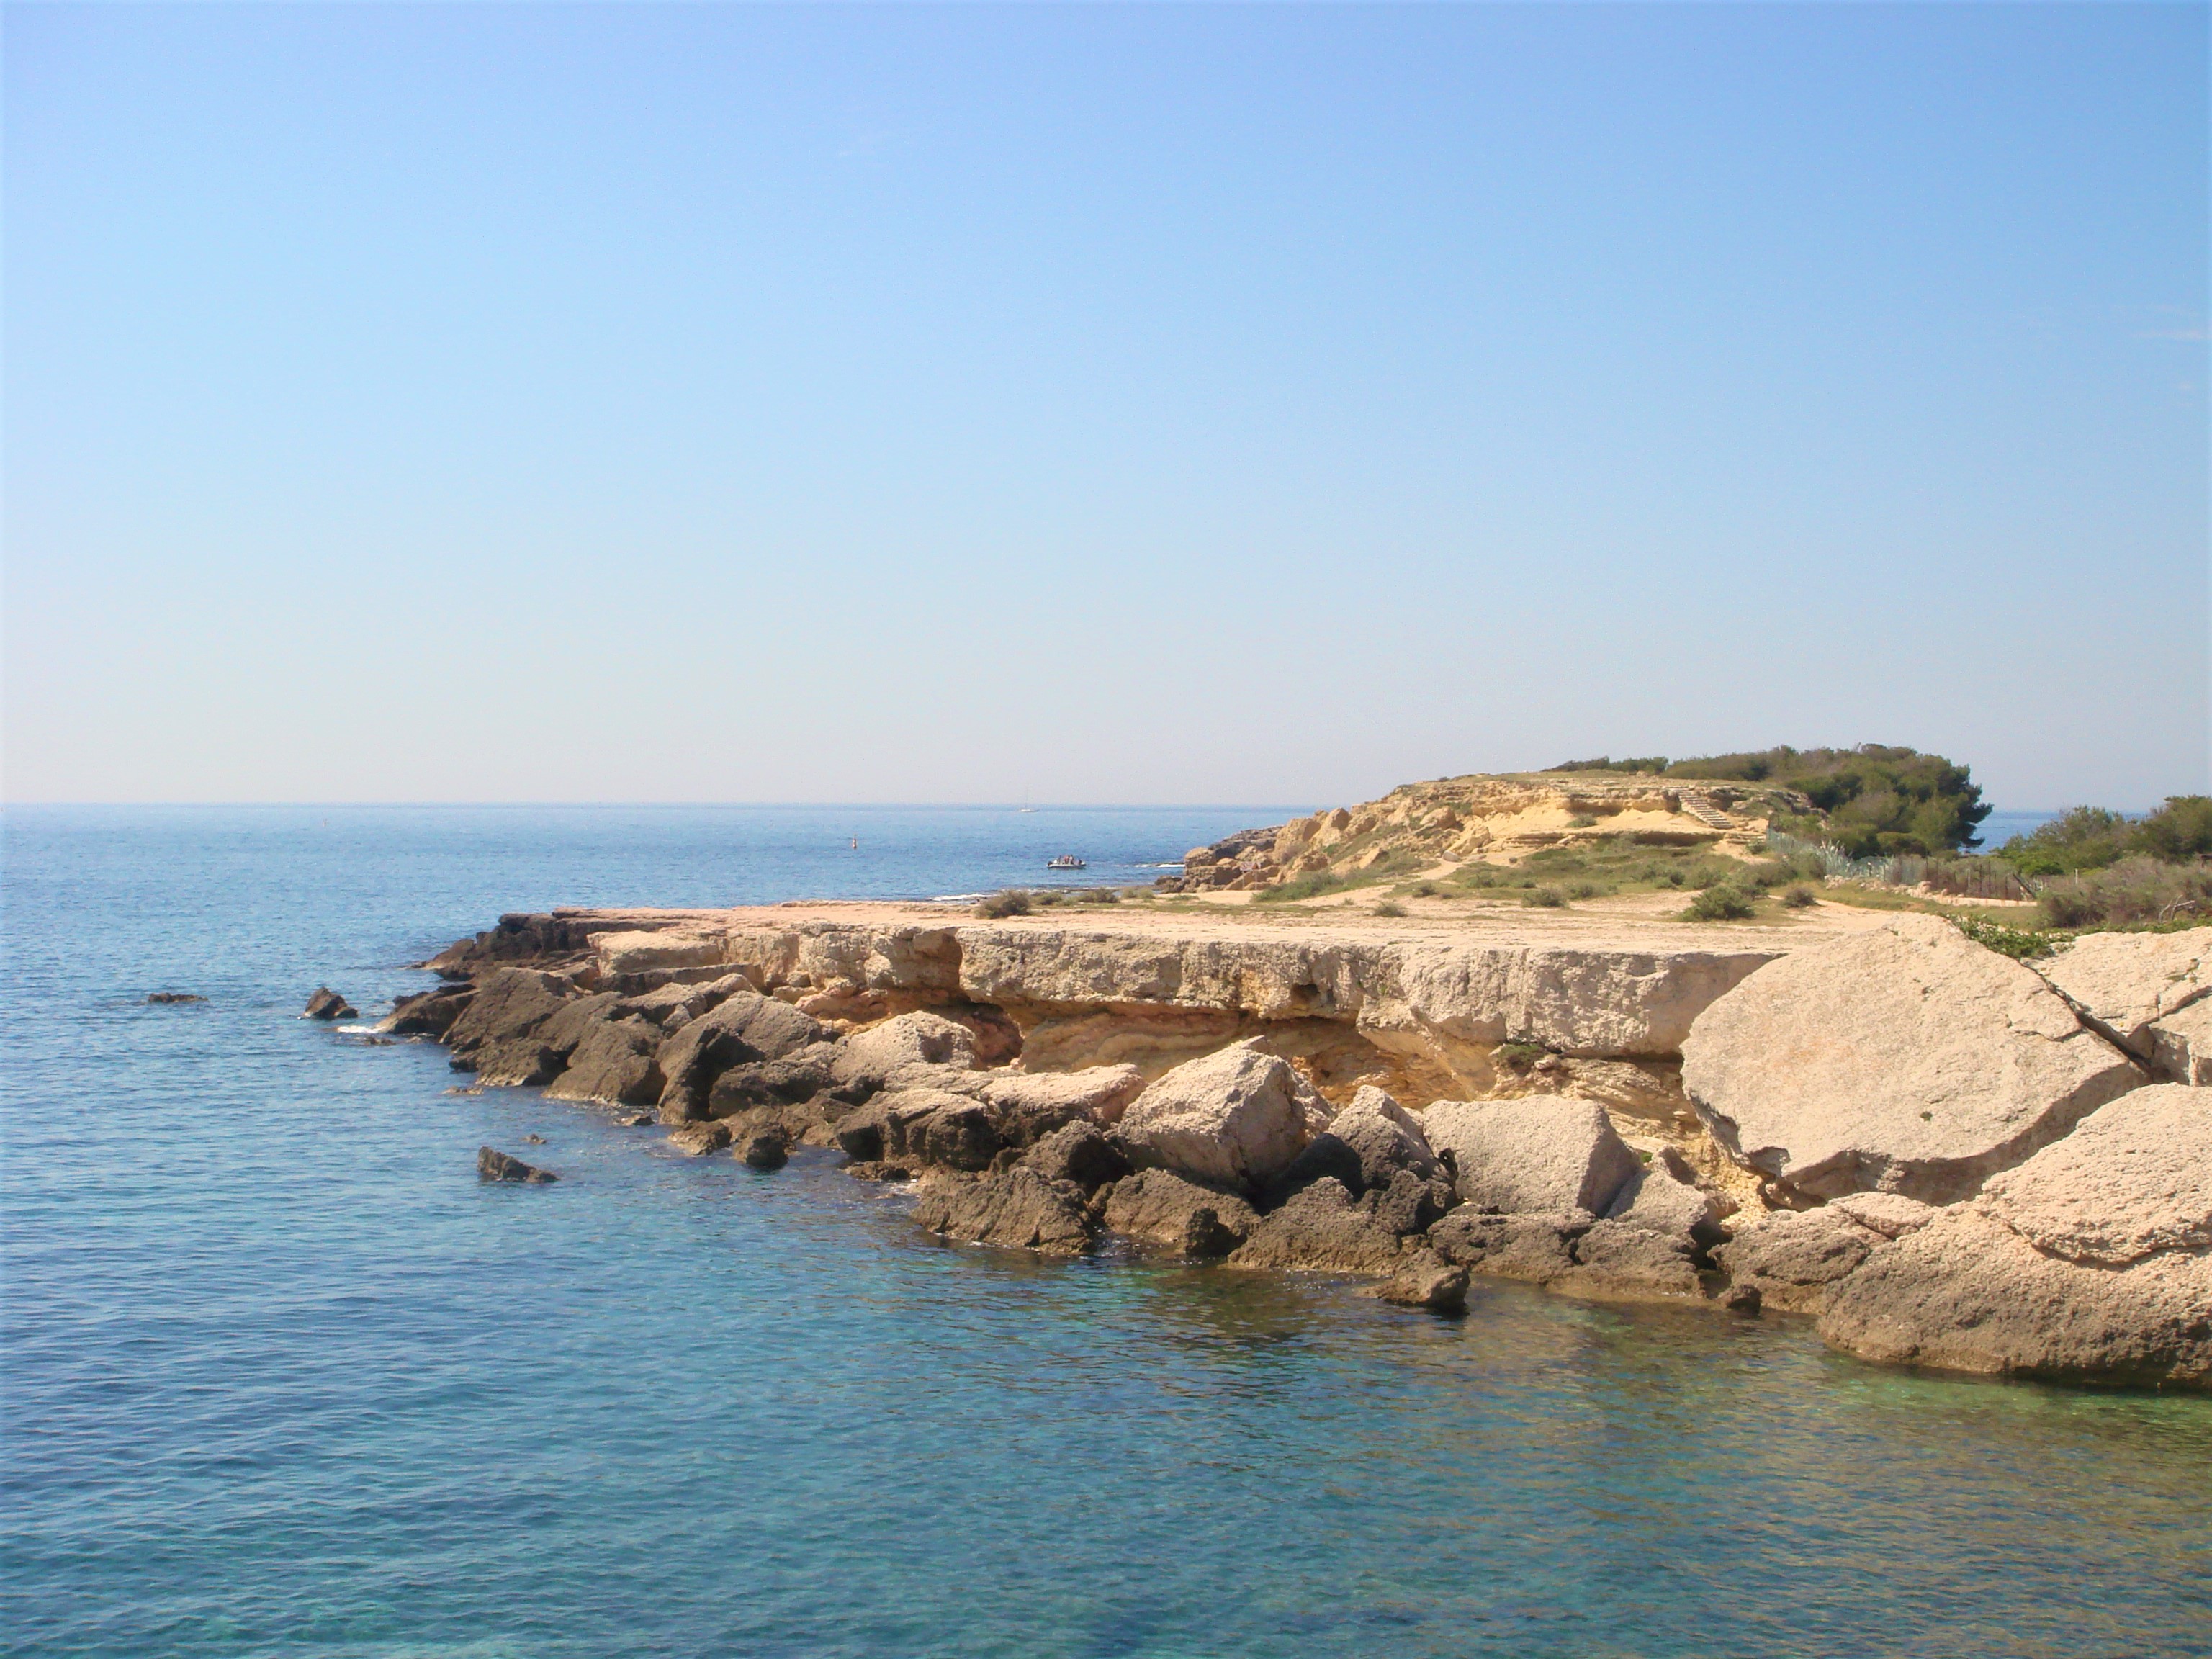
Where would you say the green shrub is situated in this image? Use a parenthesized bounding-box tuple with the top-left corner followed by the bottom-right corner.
(1524, 887, 1567, 908)
(1494, 1040, 1550, 1069)
(1779, 884, 1819, 909)
(1567, 814, 1598, 829)
(1683, 886, 1756, 921)
(1569, 881, 1601, 900)
(1410, 881, 1441, 898)
(974, 889, 1033, 919)
(1954, 914, 2054, 960)
(1372, 899, 1407, 918)
(2001, 807, 2131, 876)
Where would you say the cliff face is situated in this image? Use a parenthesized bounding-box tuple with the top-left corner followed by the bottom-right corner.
(1170, 772, 1816, 891)
(432, 906, 1782, 1197)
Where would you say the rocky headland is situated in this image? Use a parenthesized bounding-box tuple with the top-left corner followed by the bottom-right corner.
(346, 885, 2212, 1390)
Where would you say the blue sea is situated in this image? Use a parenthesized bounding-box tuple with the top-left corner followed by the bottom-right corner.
(2, 804, 2205, 1659)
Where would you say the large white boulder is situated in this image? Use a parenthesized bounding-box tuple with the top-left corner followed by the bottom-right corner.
(1419, 1095, 1641, 1217)
(1974, 1084, 2212, 1265)
(1116, 1038, 1332, 1192)
(1818, 1084, 2212, 1388)
(1681, 914, 2142, 1203)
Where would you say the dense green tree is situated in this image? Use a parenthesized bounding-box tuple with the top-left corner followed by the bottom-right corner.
(1548, 744, 1992, 854)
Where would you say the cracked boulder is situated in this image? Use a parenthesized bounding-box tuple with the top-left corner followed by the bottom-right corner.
(1419, 1094, 1641, 1217)
(1116, 1039, 1332, 1194)
(1681, 914, 2144, 1204)
(2036, 926, 2212, 1084)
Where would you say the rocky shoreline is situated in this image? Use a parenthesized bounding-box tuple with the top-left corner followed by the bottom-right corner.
(356, 904, 2210, 1390)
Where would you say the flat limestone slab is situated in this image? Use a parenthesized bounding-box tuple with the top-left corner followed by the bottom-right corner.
(1681, 914, 2144, 1203)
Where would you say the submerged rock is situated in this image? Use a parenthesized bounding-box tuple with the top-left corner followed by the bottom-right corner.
(477, 1146, 557, 1184)
(1427, 1210, 1583, 1285)
(1116, 1039, 1332, 1193)
(146, 992, 206, 1005)
(302, 987, 356, 1021)
(1681, 914, 2143, 1203)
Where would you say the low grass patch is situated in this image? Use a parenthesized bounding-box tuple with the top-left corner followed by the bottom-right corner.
(1256, 870, 1382, 904)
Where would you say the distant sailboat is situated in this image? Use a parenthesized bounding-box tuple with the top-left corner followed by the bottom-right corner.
(1017, 784, 1037, 814)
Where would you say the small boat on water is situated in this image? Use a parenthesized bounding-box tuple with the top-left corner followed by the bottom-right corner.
(1046, 855, 1087, 871)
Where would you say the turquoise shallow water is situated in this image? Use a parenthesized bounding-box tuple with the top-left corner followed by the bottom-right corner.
(3, 806, 2208, 1658)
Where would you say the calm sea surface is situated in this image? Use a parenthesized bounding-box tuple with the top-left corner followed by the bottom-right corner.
(2, 805, 2203, 1659)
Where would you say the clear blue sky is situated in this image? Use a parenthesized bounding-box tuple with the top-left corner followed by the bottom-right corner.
(5, 2, 2204, 809)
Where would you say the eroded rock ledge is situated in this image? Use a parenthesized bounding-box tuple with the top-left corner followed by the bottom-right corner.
(370, 906, 2208, 1391)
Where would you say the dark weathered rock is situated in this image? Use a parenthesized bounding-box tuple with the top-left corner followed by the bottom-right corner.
(914, 1167, 1097, 1254)
(1276, 1084, 1439, 1201)
(1022, 1120, 1131, 1194)
(465, 1040, 565, 1089)
(1103, 1168, 1259, 1257)
(1712, 1209, 1881, 1314)
(1229, 1177, 1407, 1276)
(1559, 1218, 1705, 1302)
(706, 1042, 843, 1117)
(1367, 1167, 1457, 1238)
(740, 1132, 790, 1170)
(1426, 1210, 1584, 1285)
(477, 1146, 557, 1184)
(657, 993, 830, 1123)
(547, 1016, 665, 1106)
(379, 986, 473, 1036)
(615, 972, 755, 1031)
(303, 987, 356, 1021)
(445, 968, 577, 1056)
(147, 992, 206, 1005)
